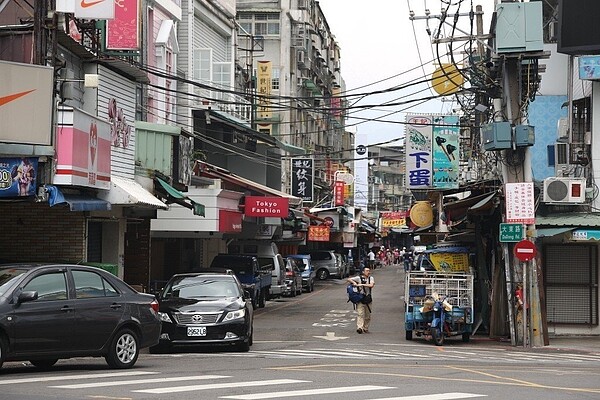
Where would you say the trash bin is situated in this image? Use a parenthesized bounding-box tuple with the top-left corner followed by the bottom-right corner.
(83, 262, 118, 276)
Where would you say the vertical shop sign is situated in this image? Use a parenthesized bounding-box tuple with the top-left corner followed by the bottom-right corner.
(334, 181, 345, 206)
(107, 0, 139, 50)
(432, 115, 460, 189)
(291, 158, 313, 202)
(257, 61, 272, 119)
(505, 182, 535, 224)
(405, 115, 433, 188)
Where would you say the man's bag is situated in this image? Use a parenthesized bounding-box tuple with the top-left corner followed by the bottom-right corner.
(347, 284, 364, 304)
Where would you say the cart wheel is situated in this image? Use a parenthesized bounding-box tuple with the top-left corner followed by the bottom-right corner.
(462, 332, 470, 343)
(405, 330, 413, 341)
(432, 328, 444, 346)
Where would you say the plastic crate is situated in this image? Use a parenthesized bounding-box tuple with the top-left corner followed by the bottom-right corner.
(405, 272, 473, 308)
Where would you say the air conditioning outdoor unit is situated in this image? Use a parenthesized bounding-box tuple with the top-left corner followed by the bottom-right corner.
(557, 117, 569, 141)
(542, 177, 586, 204)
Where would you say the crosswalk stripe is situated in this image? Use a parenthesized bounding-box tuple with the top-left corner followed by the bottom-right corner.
(0, 371, 158, 385)
(49, 374, 229, 389)
(369, 392, 486, 400)
(219, 385, 396, 399)
(133, 379, 310, 394)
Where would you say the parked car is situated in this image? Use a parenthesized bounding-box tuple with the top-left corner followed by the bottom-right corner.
(287, 254, 316, 292)
(308, 250, 344, 280)
(283, 258, 304, 297)
(151, 271, 253, 353)
(334, 252, 349, 278)
(0, 263, 161, 370)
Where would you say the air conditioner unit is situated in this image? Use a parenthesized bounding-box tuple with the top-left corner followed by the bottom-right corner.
(542, 177, 586, 204)
(557, 117, 569, 141)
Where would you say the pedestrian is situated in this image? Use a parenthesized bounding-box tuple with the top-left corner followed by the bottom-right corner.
(404, 250, 413, 272)
(367, 248, 375, 269)
(347, 267, 375, 333)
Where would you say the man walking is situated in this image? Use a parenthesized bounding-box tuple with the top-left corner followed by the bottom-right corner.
(367, 248, 375, 269)
(347, 267, 375, 334)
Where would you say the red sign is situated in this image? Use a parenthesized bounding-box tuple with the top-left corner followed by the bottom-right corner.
(514, 239, 537, 262)
(244, 196, 289, 217)
(218, 210, 243, 233)
(308, 225, 330, 242)
(107, 0, 139, 50)
(334, 181, 345, 206)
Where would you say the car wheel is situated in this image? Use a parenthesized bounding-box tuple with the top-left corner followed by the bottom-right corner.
(296, 283, 302, 296)
(258, 289, 266, 308)
(310, 281, 315, 292)
(405, 330, 413, 341)
(105, 328, 139, 369)
(317, 269, 329, 280)
(237, 339, 250, 352)
(149, 342, 171, 354)
(0, 335, 7, 369)
(30, 359, 58, 369)
(290, 283, 297, 297)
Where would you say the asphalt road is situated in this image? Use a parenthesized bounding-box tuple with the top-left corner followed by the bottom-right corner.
(1, 264, 599, 399)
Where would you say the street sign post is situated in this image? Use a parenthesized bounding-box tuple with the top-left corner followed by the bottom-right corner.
(500, 223, 524, 242)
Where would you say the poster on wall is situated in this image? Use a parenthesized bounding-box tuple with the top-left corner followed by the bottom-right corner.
(432, 115, 460, 189)
(0, 157, 38, 197)
(405, 115, 433, 188)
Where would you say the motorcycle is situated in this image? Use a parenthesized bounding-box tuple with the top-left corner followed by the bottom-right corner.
(429, 295, 471, 346)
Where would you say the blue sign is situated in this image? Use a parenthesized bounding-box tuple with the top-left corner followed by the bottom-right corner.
(579, 56, 600, 80)
(0, 157, 38, 197)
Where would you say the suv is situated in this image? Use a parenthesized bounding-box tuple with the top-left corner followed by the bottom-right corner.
(308, 250, 344, 280)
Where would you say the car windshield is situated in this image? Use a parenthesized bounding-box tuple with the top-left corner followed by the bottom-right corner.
(311, 252, 331, 261)
(0, 268, 28, 296)
(163, 277, 240, 299)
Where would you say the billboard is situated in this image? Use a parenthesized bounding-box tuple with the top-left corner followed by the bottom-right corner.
(432, 115, 460, 189)
(0, 157, 38, 197)
(405, 115, 433, 188)
(0, 61, 53, 145)
(107, 0, 140, 50)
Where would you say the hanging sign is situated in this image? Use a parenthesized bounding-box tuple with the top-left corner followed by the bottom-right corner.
(308, 225, 330, 242)
(291, 158, 314, 201)
(406, 115, 433, 188)
(334, 181, 345, 206)
(244, 196, 289, 217)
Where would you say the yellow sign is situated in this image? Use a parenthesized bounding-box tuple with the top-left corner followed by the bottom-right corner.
(431, 63, 464, 95)
(430, 252, 470, 272)
(410, 201, 434, 227)
(257, 61, 272, 119)
(382, 218, 406, 228)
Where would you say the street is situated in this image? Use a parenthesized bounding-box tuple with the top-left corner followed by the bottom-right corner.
(1, 265, 599, 399)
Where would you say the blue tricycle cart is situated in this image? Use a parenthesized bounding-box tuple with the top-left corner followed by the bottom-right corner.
(404, 272, 474, 345)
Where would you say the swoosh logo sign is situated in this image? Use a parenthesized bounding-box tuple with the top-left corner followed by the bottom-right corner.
(0, 90, 35, 107)
(80, 0, 105, 8)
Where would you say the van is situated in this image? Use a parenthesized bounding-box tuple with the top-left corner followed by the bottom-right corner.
(306, 250, 344, 280)
(228, 241, 287, 299)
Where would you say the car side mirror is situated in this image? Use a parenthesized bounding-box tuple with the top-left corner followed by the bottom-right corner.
(17, 290, 38, 304)
(243, 289, 252, 299)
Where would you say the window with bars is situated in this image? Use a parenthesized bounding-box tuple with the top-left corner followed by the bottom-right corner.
(236, 12, 280, 36)
(544, 244, 598, 325)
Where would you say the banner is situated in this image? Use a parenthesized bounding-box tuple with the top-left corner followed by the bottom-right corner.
(380, 211, 407, 227)
(107, 0, 139, 50)
(0, 157, 38, 197)
(334, 181, 345, 206)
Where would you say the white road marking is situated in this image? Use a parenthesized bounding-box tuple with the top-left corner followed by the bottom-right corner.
(133, 379, 309, 394)
(369, 393, 486, 400)
(49, 374, 229, 389)
(220, 385, 396, 399)
(0, 371, 158, 385)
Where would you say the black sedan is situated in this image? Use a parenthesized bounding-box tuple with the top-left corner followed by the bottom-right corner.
(0, 263, 161, 370)
(151, 272, 253, 353)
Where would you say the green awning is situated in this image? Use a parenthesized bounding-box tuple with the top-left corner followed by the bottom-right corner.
(276, 139, 306, 155)
(155, 177, 205, 217)
(535, 227, 575, 238)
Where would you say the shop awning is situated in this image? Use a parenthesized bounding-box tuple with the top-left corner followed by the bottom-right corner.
(536, 227, 575, 238)
(155, 177, 205, 217)
(195, 161, 302, 207)
(536, 213, 600, 227)
(46, 185, 111, 212)
(99, 176, 167, 209)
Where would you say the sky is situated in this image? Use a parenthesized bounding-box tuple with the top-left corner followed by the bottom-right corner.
(317, 0, 496, 145)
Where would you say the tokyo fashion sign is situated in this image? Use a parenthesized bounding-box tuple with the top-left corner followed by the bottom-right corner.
(244, 196, 289, 217)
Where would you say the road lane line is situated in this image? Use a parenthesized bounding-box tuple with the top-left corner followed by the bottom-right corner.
(220, 385, 395, 399)
(49, 375, 229, 389)
(0, 371, 158, 385)
(133, 379, 310, 394)
(369, 393, 486, 400)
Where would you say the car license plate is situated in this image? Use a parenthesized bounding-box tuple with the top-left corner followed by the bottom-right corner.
(187, 326, 206, 337)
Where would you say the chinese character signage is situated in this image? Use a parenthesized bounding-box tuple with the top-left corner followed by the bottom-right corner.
(244, 196, 289, 218)
(380, 211, 407, 227)
(291, 158, 314, 201)
(257, 61, 272, 119)
(406, 115, 433, 188)
(505, 182, 535, 224)
(432, 115, 459, 189)
(334, 181, 345, 206)
(499, 223, 524, 242)
(308, 225, 330, 241)
(0, 157, 38, 197)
